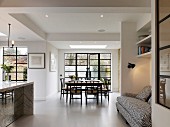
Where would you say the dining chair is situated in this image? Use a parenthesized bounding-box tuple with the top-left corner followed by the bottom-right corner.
(60, 78, 70, 100)
(85, 80, 99, 105)
(0, 89, 14, 104)
(99, 78, 111, 102)
(69, 80, 83, 105)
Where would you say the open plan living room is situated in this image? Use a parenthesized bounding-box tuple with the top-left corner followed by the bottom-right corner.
(0, 0, 169, 127)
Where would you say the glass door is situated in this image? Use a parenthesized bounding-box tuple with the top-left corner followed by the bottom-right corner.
(89, 54, 99, 80)
(64, 53, 111, 82)
(76, 54, 88, 80)
(157, 0, 170, 108)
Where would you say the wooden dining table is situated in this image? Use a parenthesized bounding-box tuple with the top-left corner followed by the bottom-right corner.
(65, 80, 104, 104)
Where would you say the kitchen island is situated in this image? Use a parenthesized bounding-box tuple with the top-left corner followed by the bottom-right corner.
(0, 81, 34, 127)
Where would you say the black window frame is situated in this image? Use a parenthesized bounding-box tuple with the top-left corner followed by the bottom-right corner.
(3, 47, 28, 81)
(64, 53, 111, 81)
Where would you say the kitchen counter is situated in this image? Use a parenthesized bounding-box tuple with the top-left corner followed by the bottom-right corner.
(0, 81, 34, 127)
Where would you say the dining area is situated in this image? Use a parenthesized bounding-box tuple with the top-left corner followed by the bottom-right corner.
(60, 78, 111, 105)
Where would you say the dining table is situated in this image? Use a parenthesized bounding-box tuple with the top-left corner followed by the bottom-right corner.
(65, 80, 104, 104)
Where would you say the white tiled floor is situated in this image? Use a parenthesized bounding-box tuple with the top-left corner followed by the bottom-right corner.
(9, 93, 129, 127)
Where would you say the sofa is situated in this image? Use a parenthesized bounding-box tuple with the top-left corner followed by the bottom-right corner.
(116, 86, 152, 127)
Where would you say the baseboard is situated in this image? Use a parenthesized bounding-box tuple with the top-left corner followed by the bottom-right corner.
(112, 88, 119, 92)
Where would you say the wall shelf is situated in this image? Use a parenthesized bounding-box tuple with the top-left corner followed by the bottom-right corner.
(136, 35, 151, 46)
(137, 51, 151, 58)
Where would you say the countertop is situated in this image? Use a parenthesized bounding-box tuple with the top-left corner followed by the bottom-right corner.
(0, 81, 34, 92)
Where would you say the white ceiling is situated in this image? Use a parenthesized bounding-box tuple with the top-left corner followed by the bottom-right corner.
(49, 41, 120, 49)
(0, 7, 151, 49)
(26, 13, 150, 33)
(0, 13, 44, 42)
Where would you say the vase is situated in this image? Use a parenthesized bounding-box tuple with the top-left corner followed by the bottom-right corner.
(5, 73, 11, 82)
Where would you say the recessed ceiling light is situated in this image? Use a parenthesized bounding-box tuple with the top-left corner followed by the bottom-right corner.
(100, 15, 104, 18)
(45, 14, 48, 18)
(69, 45, 107, 49)
(98, 29, 106, 32)
(0, 32, 7, 36)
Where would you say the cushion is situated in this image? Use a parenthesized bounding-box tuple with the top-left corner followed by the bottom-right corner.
(136, 86, 151, 101)
(148, 96, 152, 105)
(117, 96, 151, 127)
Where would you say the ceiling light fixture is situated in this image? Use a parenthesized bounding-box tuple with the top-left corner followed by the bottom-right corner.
(7, 24, 14, 48)
(100, 14, 104, 18)
(69, 45, 107, 49)
(45, 14, 49, 18)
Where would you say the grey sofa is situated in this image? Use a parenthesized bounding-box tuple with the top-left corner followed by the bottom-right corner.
(116, 86, 152, 127)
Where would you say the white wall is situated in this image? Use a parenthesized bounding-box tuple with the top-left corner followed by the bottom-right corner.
(152, 0, 170, 126)
(120, 22, 151, 95)
(46, 42, 58, 98)
(58, 49, 119, 92)
(0, 41, 58, 100)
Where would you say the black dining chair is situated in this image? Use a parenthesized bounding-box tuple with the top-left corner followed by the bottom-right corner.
(60, 78, 70, 100)
(85, 80, 99, 105)
(69, 80, 83, 105)
(99, 79, 111, 102)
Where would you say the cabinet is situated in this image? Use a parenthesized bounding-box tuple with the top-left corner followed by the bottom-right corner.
(136, 21, 151, 58)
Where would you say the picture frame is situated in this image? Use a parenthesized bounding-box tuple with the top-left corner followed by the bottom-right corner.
(28, 53, 45, 69)
(160, 51, 170, 72)
(49, 52, 56, 72)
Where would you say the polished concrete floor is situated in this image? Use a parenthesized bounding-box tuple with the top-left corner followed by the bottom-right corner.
(8, 93, 129, 127)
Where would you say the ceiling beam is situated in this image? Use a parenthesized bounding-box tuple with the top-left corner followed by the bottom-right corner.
(47, 33, 120, 41)
(0, 7, 150, 13)
(9, 13, 46, 40)
(0, 0, 150, 7)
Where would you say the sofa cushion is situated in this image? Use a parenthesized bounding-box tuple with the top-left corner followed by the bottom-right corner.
(148, 96, 152, 105)
(136, 86, 151, 101)
(117, 96, 151, 127)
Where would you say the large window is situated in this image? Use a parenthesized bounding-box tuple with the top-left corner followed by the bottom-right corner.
(3, 47, 27, 81)
(64, 53, 111, 82)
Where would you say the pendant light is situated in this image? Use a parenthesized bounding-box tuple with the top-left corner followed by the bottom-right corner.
(7, 24, 14, 48)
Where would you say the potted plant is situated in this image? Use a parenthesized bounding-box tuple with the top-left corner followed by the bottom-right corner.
(69, 75, 76, 80)
(23, 67, 27, 81)
(1, 64, 14, 81)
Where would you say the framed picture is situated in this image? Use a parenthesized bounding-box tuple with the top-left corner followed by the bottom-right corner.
(49, 52, 56, 72)
(160, 50, 170, 72)
(28, 53, 45, 69)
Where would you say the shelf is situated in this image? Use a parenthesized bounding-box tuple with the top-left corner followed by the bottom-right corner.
(136, 35, 151, 46)
(137, 51, 151, 58)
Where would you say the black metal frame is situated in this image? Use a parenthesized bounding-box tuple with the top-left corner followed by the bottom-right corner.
(64, 53, 111, 80)
(156, 0, 170, 109)
(3, 47, 27, 81)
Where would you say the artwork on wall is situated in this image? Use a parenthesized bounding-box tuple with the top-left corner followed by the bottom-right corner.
(160, 50, 170, 72)
(28, 53, 45, 69)
(49, 52, 56, 72)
